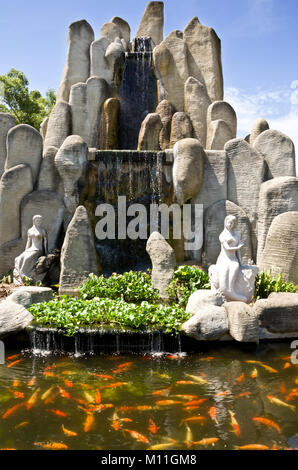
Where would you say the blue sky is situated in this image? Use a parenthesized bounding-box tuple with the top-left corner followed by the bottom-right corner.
(0, 0, 297, 151)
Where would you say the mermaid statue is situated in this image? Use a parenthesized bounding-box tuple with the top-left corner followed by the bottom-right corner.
(208, 215, 258, 303)
(14, 215, 48, 285)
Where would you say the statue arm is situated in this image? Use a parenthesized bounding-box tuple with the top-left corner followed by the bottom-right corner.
(25, 231, 32, 250)
(223, 242, 243, 252)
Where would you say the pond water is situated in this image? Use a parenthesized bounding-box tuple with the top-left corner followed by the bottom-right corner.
(0, 343, 298, 450)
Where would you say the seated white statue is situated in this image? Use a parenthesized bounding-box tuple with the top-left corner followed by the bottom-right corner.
(208, 215, 258, 303)
(14, 215, 48, 285)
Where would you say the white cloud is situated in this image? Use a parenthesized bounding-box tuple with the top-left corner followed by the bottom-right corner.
(225, 83, 298, 173)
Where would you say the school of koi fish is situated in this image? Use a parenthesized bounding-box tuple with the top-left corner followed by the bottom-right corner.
(0, 343, 298, 450)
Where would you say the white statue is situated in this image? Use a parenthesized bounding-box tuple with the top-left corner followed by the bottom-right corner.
(208, 215, 258, 303)
(14, 215, 48, 285)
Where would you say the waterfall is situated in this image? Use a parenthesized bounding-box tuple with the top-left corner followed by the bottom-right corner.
(28, 326, 193, 356)
(118, 43, 158, 150)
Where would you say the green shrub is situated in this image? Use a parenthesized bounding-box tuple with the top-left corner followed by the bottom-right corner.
(29, 296, 190, 336)
(167, 265, 210, 307)
(254, 271, 297, 300)
(79, 271, 160, 303)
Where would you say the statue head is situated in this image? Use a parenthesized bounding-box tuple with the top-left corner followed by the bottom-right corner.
(33, 215, 43, 228)
(224, 215, 236, 231)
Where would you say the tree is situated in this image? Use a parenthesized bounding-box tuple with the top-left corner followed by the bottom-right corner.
(0, 68, 56, 130)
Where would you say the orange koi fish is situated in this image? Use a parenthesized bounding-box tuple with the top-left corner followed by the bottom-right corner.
(124, 429, 149, 443)
(229, 410, 241, 437)
(156, 400, 182, 406)
(44, 390, 60, 405)
(101, 382, 128, 389)
(42, 387, 55, 402)
(184, 424, 193, 448)
(63, 379, 74, 388)
(15, 421, 29, 429)
(266, 394, 296, 411)
(152, 388, 171, 397)
(2, 403, 26, 420)
(176, 380, 196, 385)
(234, 372, 245, 383)
(12, 380, 20, 388)
(95, 389, 101, 404)
(283, 362, 291, 370)
(208, 406, 218, 424)
(26, 389, 40, 410)
(245, 361, 277, 373)
(192, 438, 219, 446)
(251, 368, 258, 379)
(174, 395, 198, 400)
(235, 392, 251, 399)
(83, 391, 95, 404)
(91, 404, 114, 412)
(6, 354, 20, 361)
(253, 417, 281, 433)
(77, 383, 93, 390)
(90, 373, 114, 380)
(148, 417, 159, 434)
(185, 399, 207, 406)
(58, 386, 71, 400)
(28, 377, 36, 387)
(9, 390, 24, 399)
(280, 382, 287, 395)
(47, 409, 67, 418)
(185, 374, 208, 385)
(118, 405, 152, 412)
(147, 439, 177, 450)
(43, 371, 59, 378)
(184, 406, 201, 411)
(285, 390, 298, 401)
(34, 442, 68, 450)
(112, 420, 121, 431)
(117, 362, 134, 369)
(235, 444, 269, 450)
(84, 413, 95, 433)
(62, 424, 78, 437)
(111, 412, 121, 431)
(198, 356, 215, 361)
(7, 359, 23, 368)
(166, 354, 184, 360)
(180, 416, 206, 425)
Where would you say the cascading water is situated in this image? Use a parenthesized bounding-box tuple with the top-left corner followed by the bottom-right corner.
(82, 150, 172, 274)
(118, 37, 158, 150)
(27, 325, 194, 356)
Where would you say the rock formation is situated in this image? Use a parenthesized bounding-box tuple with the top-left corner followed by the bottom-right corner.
(259, 211, 298, 285)
(173, 138, 204, 205)
(57, 20, 95, 102)
(59, 206, 99, 295)
(146, 231, 176, 299)
(0, 113, 15, 177)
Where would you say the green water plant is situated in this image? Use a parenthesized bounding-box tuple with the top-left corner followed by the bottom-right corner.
(79, 271, 160, 303)
(167, 265, 210, 307)
(29, 296, 190, 336)
(254, 271, 297, 300)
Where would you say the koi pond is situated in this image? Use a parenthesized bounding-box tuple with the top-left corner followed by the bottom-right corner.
(0, 342, 298, 451)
